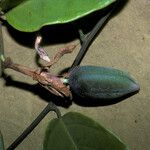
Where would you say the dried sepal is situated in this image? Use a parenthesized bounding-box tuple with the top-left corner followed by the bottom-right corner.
(35, 35, 50, 62)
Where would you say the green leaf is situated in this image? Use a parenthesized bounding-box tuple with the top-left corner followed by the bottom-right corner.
(5, 0, 116, 32)
(43, 112, 129, 150)
(0, 131, 4, 150)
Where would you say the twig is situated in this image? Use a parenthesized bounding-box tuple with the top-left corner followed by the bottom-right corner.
(3, 57, 71, 98)
(0, 20, 4, 76)
(43, 44, 78, 68)
(7, 102, 61, 150)
(71, 1, 119, 68)
(4, 57, 36, 78)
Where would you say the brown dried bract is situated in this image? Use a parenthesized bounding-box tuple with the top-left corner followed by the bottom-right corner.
(3, 40, 78, 99)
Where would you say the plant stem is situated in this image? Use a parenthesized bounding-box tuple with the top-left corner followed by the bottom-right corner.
(4, 57, 36, 78)
(0, 54, 5, 62)
(71, 1, 118, 69)
(0, 131, 4, 150)
(0, 20, 4, 76)
(6, 102, 61, 150)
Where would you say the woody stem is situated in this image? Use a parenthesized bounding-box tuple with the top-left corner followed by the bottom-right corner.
(7, 102, 61, 150)
(3, 57, 36, 78)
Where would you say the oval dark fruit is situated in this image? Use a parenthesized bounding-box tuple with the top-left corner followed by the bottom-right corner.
(68, 66, 140, 99)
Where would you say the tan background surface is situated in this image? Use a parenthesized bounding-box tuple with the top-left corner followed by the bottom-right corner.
(0, 0, 150, 149)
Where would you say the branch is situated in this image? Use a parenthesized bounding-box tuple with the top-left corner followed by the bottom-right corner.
(7, 102, 61, 150)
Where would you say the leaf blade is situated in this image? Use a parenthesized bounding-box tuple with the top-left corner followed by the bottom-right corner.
(43, 112, 129, 150)
(43, 118, 78, 150)
(5, 0, 116, 32)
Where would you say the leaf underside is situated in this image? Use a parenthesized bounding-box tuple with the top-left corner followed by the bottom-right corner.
(4, 0, 116, 32)
(43, 112, 129, 150)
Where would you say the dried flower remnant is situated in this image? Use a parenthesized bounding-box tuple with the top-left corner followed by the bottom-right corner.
(2, 36, 78, 99)
(35, 35, 50, 62)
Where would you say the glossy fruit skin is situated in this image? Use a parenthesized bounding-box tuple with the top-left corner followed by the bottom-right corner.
(68, 66, 139, 99)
